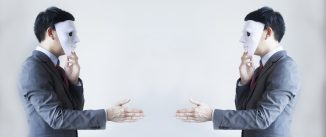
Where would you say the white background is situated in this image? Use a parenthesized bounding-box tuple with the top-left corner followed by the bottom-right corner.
(0, 0, 325, 137)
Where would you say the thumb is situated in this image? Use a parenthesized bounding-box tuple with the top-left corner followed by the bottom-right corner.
(116, 99, 131, 106)
(189, 99, 201, 106)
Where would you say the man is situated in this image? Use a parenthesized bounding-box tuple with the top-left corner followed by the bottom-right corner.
(19, 7, 144, 137)
(176, 7, 300, 137)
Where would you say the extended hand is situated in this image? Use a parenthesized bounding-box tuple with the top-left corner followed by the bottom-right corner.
(239, 52, 255, 85)
(107, 99, 144, 123)
(176, 99, 213, 123)
(64, 51, 80, 85)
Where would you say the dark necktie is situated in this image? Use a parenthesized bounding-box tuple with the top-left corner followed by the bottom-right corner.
(55, 60, 78, 109)
(250, 60, 264, 90)
(56, 61, 69, 87)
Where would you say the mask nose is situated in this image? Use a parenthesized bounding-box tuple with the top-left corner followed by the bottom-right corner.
(239, 35, 245, 44)
(74, 35, 80, 44)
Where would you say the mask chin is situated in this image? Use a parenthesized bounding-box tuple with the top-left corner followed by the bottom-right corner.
(243, 45, 249, 52)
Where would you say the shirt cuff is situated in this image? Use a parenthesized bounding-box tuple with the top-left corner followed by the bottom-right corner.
(211, 109, 215, 121)
(76, 79, 82, 86)
(104, 109, 108, 121)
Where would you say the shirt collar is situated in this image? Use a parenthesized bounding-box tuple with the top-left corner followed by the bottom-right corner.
(261, 46, 284, 66)
(35, 46, 58, 65)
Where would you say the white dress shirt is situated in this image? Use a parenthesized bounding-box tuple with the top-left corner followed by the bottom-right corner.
(36, 46, 58, 65)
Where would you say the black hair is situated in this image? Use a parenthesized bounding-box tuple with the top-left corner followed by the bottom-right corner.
(245, 6, 285, 42)
(34, 6, 75, 42)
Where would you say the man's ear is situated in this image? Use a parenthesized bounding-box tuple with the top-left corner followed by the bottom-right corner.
(46, 27, 55, 40)
(265, 27, 273, 40)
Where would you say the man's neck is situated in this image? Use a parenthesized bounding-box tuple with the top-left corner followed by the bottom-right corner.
(259, 42, 280, 57)
(36, 46, 59, 65)
(260, 45, 284, 66)
(39, 42, 60, 57)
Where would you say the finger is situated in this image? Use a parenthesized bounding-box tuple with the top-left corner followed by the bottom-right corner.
(116, 99, 131, 106)
(122, 117, 143, 122)
(246, 54, 252, 59)
(241, 51, 252, 58)
(125, 112, 144, 117)
(243, 59, 254, 68)
(189, 99, 201, 106)
(113, 118, 126, 123)
(67, 60, 77, 65)
(64, 60, 69, 68)
(176, 108, 195, 113)
(67, 55, 78, 61)
(70, 50, 78, 58)
(66, 60, 78, 67)
(241, 57, 253, 63)
(125, 108, 143, 113)
(247, 62, 254, 67)
(241, 54, 252, 61)
(117, 114, 143, 119)
(65, 57, 78, 67)
(64, 60, 72, 69)
(241, 52, 248, 58)
(71, 50, 77, 55)
(175, 112, 195, 117)
(176, 112, 185, 117)
(242, 51, 248, 56)
(123, 116, 143, 121)
(243, 59, 253, 64)
(176, 116, 191, 120)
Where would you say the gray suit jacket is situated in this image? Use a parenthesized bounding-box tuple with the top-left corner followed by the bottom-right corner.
(19, 50, 106, 137)
(213, 51, 300, 137)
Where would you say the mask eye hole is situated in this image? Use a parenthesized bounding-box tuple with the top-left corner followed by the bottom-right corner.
(68, 32, 73, 37)
(246, 32, 250, 37)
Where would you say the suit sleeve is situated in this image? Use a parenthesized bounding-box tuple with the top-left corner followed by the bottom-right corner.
(69, 78, 85, 110)
(20, 60, 106, 130)
(213, 60, 300, 130)
(235, 79, 250, 110)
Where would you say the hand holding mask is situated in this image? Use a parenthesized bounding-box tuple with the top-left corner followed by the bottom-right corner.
(55, 20, 81, 84)
(239, 20, 264, 84)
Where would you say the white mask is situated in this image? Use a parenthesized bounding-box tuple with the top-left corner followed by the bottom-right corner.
(239, 20, 264, 56)
(55, 20, 80, 56)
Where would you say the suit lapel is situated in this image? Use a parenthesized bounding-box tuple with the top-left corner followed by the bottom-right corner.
(33, 50, 61, 78)
(244, 51, 287, 109)
(33, 51, 68, 87)
(33, 50, 76, 109)
(256, 51, 287, 82)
